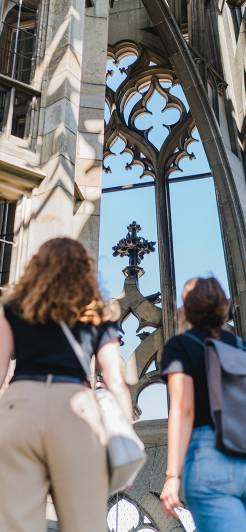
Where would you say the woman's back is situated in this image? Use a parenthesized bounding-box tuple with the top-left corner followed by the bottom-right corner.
(3, 303, 119, 382)
(0, 237, 132, 532)
(160, 276, 246, 532)
(162, 327, 240, 427)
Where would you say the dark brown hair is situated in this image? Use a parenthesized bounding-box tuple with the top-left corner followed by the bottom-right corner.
(4, 237, 117, 327)
(182, 276, 230, 331)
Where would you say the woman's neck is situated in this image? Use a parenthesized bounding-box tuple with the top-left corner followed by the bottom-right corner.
(191, 326, 221, 339)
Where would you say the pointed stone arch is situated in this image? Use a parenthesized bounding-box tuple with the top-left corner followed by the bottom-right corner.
(142, 0, 246, 336)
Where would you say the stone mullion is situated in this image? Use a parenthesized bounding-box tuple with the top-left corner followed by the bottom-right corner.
(205, 0, 224, 76)
(155, 175, 177, 341)
(187, 0, 206, 55)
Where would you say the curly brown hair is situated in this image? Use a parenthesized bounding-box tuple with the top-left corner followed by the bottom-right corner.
(182, 276, 230, 331)
(4, 237, 116, 327)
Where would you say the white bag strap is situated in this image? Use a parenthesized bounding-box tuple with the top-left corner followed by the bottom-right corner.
(60, 321, 91, 380)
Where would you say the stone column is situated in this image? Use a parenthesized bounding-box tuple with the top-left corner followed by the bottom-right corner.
(155, 176, 177, 340)
(73, 0, 110, 259)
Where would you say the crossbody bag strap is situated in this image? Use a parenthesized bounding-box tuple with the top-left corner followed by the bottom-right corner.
(60, 320, 91, 381)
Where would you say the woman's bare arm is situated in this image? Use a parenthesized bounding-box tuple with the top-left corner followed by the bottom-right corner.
(97, 340, 133, 422)
(0, 307, 14, 388)
(160, 373, 194, 516)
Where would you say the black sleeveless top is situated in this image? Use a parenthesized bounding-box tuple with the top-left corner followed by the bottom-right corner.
(161, 328, 244, 428)
(3, 303, 120, 383)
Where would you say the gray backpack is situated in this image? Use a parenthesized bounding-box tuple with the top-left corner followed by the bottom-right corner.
(185, 332, 246, 456)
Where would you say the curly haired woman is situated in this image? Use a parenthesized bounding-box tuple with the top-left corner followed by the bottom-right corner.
(160, 277, 246, 532)
(0, 237, 132, 532)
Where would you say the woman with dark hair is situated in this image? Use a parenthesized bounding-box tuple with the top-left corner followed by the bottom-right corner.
(160, 276, 246, 531)
(0, 237, 132, 532)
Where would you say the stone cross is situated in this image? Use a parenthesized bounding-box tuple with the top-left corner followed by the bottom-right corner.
(112, 221, 156, 279)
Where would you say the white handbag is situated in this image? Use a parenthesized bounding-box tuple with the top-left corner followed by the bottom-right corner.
(60, 321, 146, 494)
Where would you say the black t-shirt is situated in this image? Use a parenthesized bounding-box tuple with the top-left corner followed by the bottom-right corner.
(3, 303, 120, 382)
(161, 328, 243, 428)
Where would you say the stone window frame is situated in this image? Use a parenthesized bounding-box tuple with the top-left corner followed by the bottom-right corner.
(0, 0, 41, 144)
(0, 200, 16, 288)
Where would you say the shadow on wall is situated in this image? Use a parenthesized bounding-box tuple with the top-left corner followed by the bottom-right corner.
(0, 0, 103, 250)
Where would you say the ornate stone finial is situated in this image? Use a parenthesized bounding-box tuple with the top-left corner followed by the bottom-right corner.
(112, 221, 156, 279)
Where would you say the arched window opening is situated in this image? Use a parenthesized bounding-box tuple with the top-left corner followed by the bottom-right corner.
(137, 383, 168, 422)
(99, 186, 159, 299)
(107, 50, 138, 92)
(120, 313, 140, 361)
(145, 359, 157, 374)
(101, 40, 230, 427)
(103, 136, 154, 189)
(107, 495, 158, 532)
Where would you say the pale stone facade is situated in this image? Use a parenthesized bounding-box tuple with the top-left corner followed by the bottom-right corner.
(0, 1, 245, 530)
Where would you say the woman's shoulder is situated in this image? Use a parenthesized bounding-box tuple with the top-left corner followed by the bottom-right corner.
(164, 332, 191, 350)
(77, 319, 119, 332)
(76, 319, 120, 344)
(1, 301, 20, 322)
(97, 319, 120, 330)
(161, 333, 194, 379)
(221, 328, 245, 348)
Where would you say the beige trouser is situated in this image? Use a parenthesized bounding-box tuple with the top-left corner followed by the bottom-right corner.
(0, 381, 108, 532)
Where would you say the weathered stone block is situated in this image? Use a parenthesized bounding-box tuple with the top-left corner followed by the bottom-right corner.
(46, 0, 85, 54)
(27, 184, 74, 255)
(77, 184, 101, 202)
(82, 17, 108, 84)
(79, 107, 104, 134)
(40, 155, 75, 194)
(45, 72, 81, 108)
(86, 0, 109, 19)
(78, 131, 104, 160)
(42, 127, 77, 165)
(75, 207, 100, 258)
(47, 47, 82, 82)
(76, 158, 103, 187)
(80, 83, 106, 109)
(44, 99, 78, 135)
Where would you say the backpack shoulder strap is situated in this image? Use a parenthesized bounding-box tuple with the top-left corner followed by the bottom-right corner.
(183, 331, 205, 348)
(236, 336, 246, 351)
